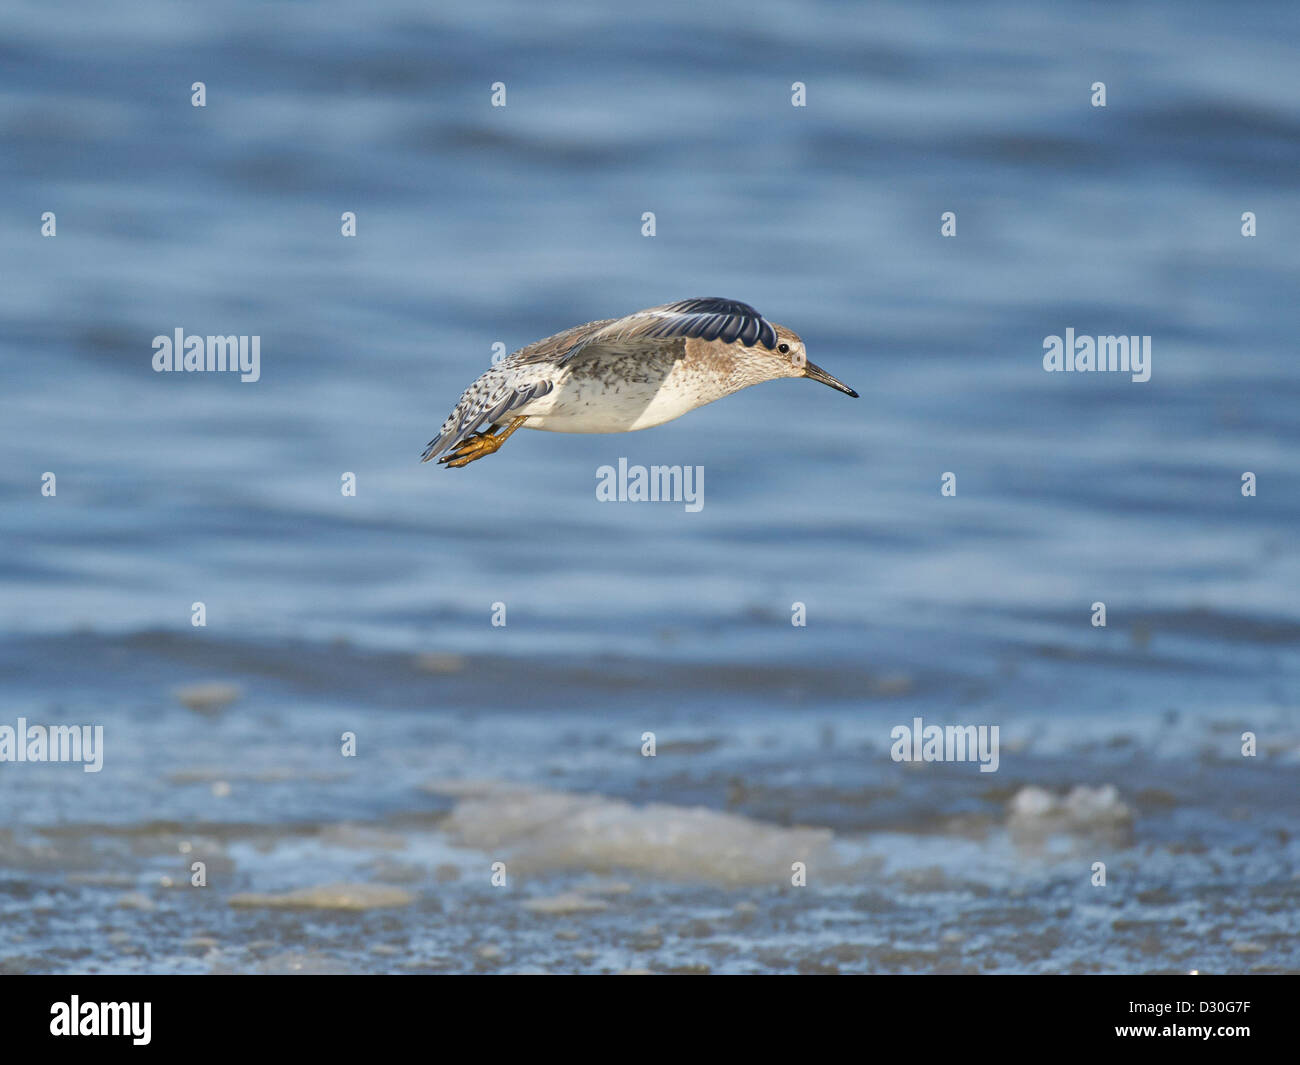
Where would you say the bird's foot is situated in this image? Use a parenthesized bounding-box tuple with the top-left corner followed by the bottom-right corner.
(436, 416, 528, 469)
(437, 430, 506, 468)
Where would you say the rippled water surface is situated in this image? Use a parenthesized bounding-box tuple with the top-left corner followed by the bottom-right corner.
(1, 0, 1298, 973)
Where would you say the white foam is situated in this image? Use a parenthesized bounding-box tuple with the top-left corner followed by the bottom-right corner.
(426, 781, 832, 887)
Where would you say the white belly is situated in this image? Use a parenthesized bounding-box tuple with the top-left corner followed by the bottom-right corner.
(516, 365, 728, 433)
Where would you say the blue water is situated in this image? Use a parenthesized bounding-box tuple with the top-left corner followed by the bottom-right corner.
(1, 0, 1298, 973)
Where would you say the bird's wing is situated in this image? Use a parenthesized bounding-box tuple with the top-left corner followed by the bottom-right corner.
(566, 298, 779, 356)
(509, 298, 778, 368)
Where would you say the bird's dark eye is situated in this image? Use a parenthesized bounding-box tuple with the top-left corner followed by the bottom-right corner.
(777, 342, 790, 354)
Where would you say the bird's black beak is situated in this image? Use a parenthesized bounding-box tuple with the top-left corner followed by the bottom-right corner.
(803, 360, 859, 398)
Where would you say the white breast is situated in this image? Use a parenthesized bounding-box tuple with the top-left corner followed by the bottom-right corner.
(518, 361, 732, 433)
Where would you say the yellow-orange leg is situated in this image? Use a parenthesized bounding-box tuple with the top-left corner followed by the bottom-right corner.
(438, 415, 528, 468)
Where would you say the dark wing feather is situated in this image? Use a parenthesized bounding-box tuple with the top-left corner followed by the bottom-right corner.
(585, 298, 778, 351)
(507, 299, 778, 370)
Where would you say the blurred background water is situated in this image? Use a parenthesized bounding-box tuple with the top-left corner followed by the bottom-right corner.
(1, 0, 1298, 974)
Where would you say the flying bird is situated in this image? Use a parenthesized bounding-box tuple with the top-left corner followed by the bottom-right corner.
(421, 297, 858, 468)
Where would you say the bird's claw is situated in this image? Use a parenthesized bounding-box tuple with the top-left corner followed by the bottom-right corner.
(437, 430, 503, 468)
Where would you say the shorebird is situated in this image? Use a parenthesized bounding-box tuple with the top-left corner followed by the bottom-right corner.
(421, 297, 858, 468)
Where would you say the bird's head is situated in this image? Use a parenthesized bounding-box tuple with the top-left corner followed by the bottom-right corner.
(763, 324, 859, 397)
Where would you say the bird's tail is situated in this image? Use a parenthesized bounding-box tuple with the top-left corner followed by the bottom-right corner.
(420, 378, 554, 463)
(420, 431, 456, 463)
